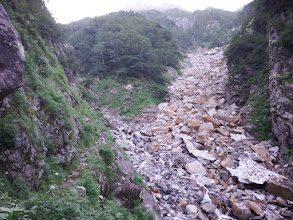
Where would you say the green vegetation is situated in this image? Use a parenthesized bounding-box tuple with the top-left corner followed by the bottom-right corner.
(224, 1, 273, 140)
(141, 8, 241, 50)
(189, 8, 240, 48)
(68, 11, 181, 82)
(140, 9, 193, 50)
(225, 0, 293, 141)
(0, 0, 153, 219)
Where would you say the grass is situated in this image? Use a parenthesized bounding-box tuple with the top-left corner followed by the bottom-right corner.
(82, 76, 168, 117)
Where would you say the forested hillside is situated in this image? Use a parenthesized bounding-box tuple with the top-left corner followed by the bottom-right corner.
(65, 11, 182, 116)
(0, 1, 156, 219)
(141, 8, 242, 49)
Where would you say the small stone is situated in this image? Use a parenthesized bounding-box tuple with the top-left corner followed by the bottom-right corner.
(219, 170, 229, 181)
(185, 160, 207, 175)
(175, 117, 185, 125)
(198, 122, 214, 133)
(169, 105, 178, 112)
(247, 201, 262, 215)
(188, 118, 202, 130)
(154, 193, 162, 199)
(196, 131, 210, 144)
(195, 94, 209, 104)
(220, 158, 234, 168)
(178, 199, 187, 206)
(150, 145, 159, 152)
(186, 204, 198, 214)
(203, 114, 220, 128)
(201, 199, 216, 213)
(232, 203, 252, 220)
(251, 146, 270, 161)
(150, 127, 169, 134)
(216, 128, 229, 136)
(149, 186, 159, 193)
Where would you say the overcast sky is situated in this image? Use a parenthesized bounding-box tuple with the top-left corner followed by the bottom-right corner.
(46, 0, 253, 24)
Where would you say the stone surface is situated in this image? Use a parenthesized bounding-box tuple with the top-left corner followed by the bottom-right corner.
(188, 118, 202, 130)
(247, 201, 262, 215)
(185, 160, 206, 175)
(265, 176, 293, 201)
(220, 158, 234, 168)
(0, 3, 25, 100)
(102, 47, 293, 219)
(232, 203, 252, 220)
(186, 204, 198, 214)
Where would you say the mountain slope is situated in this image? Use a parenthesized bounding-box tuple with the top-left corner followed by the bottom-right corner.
(141, 8, 241, 49)
(0, 1, 157, 219)
(225, 0, 293, 162)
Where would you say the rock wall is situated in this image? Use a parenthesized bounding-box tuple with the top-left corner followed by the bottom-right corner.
(269, 25, 293, 150)
(0, 3, 25, 100)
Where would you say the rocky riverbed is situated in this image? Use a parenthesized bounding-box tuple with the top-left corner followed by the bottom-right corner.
(103, 47, 293, 219)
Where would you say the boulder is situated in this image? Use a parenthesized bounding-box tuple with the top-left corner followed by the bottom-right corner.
(265, 176, 293, 201)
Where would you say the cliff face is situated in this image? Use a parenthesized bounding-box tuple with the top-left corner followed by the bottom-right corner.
(225, 0, 293, 150)
(269, 19, 293, 150)
(0, 4, 25, 100)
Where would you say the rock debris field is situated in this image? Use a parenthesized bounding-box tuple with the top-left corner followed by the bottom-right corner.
(103, 48, 293, 220)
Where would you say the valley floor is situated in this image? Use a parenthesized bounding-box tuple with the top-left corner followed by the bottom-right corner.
(103, 47, 293, 219)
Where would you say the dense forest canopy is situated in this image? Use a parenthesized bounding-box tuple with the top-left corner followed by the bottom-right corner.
(68, 12, 182, 83)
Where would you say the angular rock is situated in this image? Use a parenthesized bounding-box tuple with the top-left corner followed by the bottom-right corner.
(175, 117, 185, 125)
(195, 94, 209, 104)
(216, 128, 229, 136)
(150, 145, 160, 152)
(150, 127, 169, 134)
(185, 160, 207, 175)
(178, 199, 187, 206)
(214, 111, 240, 126)
(202, 114, 220, 128)
(188, 118, 202, 130)
(247, 201, 262, 215)
(198, 122, 214, 133)
(196, 131, 210, 144)
(201, 198, 216, 213)
(183, 138, 216, 161)
(206, 96, 218, 107)
(226, 157, 280, 184)
(232, 203, 252, 220)
(186, 205, 198, 214)
(230, 133, 247, 141)
(220, 158, 234, 168)
(169, 105, 178, 112)
(251, 145, 270, 161)
(265, 176, 293, 201)
(158, 102, 168, 111)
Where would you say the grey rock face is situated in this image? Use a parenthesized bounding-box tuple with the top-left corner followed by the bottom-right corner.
(269, 27, 293, 151)
(0, 3, 25, 100)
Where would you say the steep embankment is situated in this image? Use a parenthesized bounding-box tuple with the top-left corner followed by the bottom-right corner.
(0, 1, 156, 219)
(225, 0, 293, 162)
(104, 48, 293, 219)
